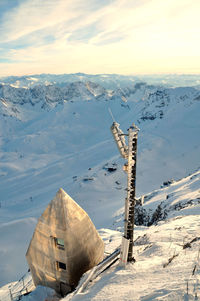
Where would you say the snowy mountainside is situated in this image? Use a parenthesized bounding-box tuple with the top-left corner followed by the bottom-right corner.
(114, 169, 200, 230)
(0, 78, 200, 288)
(66, 218, 200, 301)
(0, 81, 108, 107)
(137, 169, 200, 226)
(62, 169, 200, 301)
(1, 80, 200, 119)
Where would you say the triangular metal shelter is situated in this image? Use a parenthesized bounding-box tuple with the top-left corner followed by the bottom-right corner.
(26, 188, 104, 296)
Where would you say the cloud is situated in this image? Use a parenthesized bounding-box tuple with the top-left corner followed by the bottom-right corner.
(68, 22, 102, 43)
(0, 0, 117, 43)
(0, 0, 200, 76)
(0, 0, 150, 46)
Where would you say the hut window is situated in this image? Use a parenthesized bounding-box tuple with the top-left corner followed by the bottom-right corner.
(57, 261, 66, 271)
(55, 238, 65, 250)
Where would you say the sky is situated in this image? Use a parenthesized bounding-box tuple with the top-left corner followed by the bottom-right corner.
(0, 0, 200, 77)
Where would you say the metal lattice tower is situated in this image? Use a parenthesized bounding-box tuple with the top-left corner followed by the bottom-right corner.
(125, 127, 138, 261)
(111, 122, 139, 263)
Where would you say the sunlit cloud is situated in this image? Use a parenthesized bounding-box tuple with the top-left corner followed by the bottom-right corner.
(0, 0, 200, 76)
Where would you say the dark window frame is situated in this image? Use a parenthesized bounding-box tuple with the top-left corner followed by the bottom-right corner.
(56, 261, 66, 271)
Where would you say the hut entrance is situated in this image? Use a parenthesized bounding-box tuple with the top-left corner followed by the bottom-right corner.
(60, 282, 71, 297)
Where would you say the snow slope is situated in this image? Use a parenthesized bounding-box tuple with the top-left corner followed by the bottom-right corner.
(0, 76, 200, 292)
(12, 169, 199, 301)
(66, 215, 200, 301)
(63, 170, 200, 301)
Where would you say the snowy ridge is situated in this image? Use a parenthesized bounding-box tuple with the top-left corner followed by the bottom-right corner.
(114, 169, 200, 229)
(0, 81, 200, 124)
(1, 73, 200, 89)
(0, 81, 109, 108)
(1, 81, 200, 106)
(135, 169, 200, 226)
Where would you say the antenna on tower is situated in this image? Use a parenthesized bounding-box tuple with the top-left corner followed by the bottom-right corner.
(108, 107, 116, 123)
(131, 122, 140, 132)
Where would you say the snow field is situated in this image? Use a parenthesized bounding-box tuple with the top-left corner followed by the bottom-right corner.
(67, 215, 200, 301)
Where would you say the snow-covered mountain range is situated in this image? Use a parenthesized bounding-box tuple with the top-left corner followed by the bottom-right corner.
(0, 74, 200, 300)
(1, 73, 200, 89)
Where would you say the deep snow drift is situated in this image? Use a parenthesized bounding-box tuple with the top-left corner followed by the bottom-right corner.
(0, 74, 200, 300)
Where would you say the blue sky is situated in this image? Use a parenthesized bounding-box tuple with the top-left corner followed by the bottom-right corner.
(0, 0, 200, 76)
